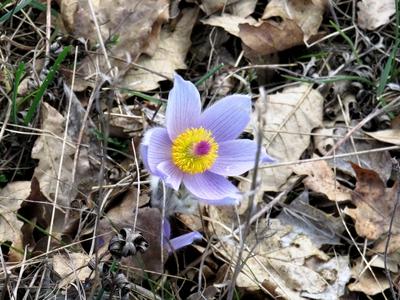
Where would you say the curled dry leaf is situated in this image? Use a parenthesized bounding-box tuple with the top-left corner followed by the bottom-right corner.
(0, 181, 29, 262)
(357, 0, 395, 30)
(345, 164, 400, 253)
(262, 0, 325, 42)
(60, 0, 169, 90)
(122, 8, 199, 92)
(239, 19, 304, 55)
(202, 14, 257, 37)
(364, 129, 400, 145)
(256, 84, 324, 192)
(293, 158, 352, 202)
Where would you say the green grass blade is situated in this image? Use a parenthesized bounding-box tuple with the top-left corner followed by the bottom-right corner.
(11, 62, 25, 123)
(329, 20, 361, 65)
(23, 46, 70, 125)
(195, 63, 224, 86)
(0, 0, 32, 23)
(283, 74, 373, 86)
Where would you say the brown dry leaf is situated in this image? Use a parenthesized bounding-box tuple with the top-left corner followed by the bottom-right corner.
(202, 14, 257, 37)
(108, 105, 143, 138)
(314, 127, 392, 182)
(364, 129, 400, 145)
(262, 0, 325, 42)
(344, 164, 400, 253)
(293, 158, 352, 202)
(53, 252, 92, 288)
(257, 84, 324, 192)
(0, 181, 29, 261)
(98, 188, 167, 277)
(348, 258, 390, 295)
(60, 0, 169, 90)
(357, 0, 395, 30)
(122, 8, 198, 92)
(239, 19, 304, 55)
(31, 103, 89, 208)
(219, 219, 350, 299)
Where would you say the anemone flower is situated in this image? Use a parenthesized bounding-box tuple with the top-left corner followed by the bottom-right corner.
(141, 74, 274, 205)
(163, 219, 202, 253)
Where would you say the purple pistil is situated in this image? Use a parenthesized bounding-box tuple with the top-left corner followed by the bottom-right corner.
(193, 141, 211, 156)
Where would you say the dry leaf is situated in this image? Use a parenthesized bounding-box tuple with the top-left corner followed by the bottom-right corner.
(239, 19, 304, 55)
(31, 103, 88, 208)
(53, 252, 92, 288)
(202, 14, 257, 37)
(278, 191, 345, 247)
(364, 129, 400, 145)
(218, 219, 351, 299)
(262, 0, 325, 42)
(301, 256, 351, 300)
(122, 8, 198, 91)
(314, 127, 392, 182)
(0, 181, 29, 261)
(344, 164, 400, 253)
(293, 158, 352, 202)
(357, 0, 395, 30)
(60, 0, 169, 90)
(257, 84, 324, 191)
(348, 258, 390, 295)
(230, 0, 257, 17)
(199, 0, 239, 15)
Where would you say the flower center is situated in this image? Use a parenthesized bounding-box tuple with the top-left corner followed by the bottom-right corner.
(171, 127, 218, 174)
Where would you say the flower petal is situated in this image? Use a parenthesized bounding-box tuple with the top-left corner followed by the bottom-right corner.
(157, 161, 183, 191)
(198, 95, 251, 142)
(167, 231, 202, 252)
(183, 171, 239, 201)
(166, 74, 202, 140)
(146, 128, 172, 176)
(210, 139, 275, 176)
(198, 196, 240, 206)
(163, 219, 171, 240)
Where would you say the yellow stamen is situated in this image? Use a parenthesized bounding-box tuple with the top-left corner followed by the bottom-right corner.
(171, 127, 218, 174)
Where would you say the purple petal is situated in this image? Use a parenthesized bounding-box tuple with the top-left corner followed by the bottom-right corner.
(210, 139, 275, 176)
(167, 231, 202, 252)
(198, 95, 251, 142)
(157, 161, 183, 191)
(183, 171, 239, 201)
(198, 196, 240, 206)
(146, 128, 172, 176)
(140, 143, 150, 171)
(166, 74, 201, 140)
(163, 219, 171, 240)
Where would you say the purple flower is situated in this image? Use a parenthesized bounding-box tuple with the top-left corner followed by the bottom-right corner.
(163, 219, 202, 253)
(141, 74, 274, 205)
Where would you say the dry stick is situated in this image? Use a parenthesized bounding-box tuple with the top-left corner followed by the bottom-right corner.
(226, 89, 265, 300)
(46, 47, 78, 253)
(325, 100, 400, 157)
(260, 145, 400, 169)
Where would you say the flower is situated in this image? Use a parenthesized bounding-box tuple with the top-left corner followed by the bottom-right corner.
(141, 74, 274, 205)
(163, 219, 202, 253)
